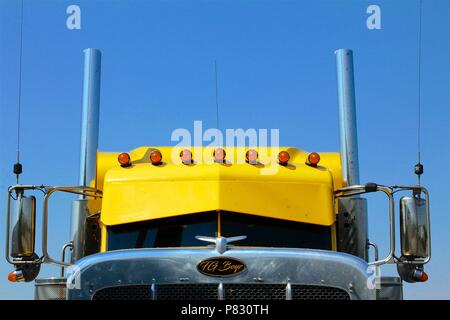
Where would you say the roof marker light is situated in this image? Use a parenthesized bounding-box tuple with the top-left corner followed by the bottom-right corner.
(307, 152, 321, 167)
(246, 149, 258, 164)
(150, 150, 162, 165)
(180, 149, 193, 164)
(213, 148, 226, 163)
(278, 151, 290, 166)
(118, 153, 131, 167)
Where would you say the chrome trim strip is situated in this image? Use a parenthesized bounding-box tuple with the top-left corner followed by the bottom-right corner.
(286, 282, 292, 300)
(218, 282, 224, 300)
(150, 283, 156, 300)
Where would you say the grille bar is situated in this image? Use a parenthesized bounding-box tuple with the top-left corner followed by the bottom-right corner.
(92, 283, 350, 300)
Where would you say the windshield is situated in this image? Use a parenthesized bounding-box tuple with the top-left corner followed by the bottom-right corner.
(107, 211, 332, 251)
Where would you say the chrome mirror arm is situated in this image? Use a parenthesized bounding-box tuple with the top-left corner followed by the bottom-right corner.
(335, 184, 395, 266)
(335, 184, 430, 267)
(5, 185, 102, 268)
(41, 186, 102, 267)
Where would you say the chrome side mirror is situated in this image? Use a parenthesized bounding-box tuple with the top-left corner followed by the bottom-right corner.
(400, 196, 430, 260)
(10, 194, 36, 258)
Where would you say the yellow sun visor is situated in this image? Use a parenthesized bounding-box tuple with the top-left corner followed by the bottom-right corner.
(97, 147, 343, 227)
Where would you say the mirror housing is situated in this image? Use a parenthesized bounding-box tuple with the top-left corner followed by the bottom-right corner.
(400, 196, 430, 260)
(397, 260, 428, 283)
(8, 253, 41, 282)
(10, 194, 36, 258)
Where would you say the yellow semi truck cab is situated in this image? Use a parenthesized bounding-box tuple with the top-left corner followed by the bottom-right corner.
(5, 48, 431, 300)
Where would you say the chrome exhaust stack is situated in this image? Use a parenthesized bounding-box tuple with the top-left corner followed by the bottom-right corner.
(79, 48, 102, 190)
(335, 49, 360, 186)
(335, 49, 368, 261)
(70, 48, 102, 263)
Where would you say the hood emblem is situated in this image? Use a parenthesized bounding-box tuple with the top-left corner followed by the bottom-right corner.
(195, 235, 247, 254)
(197, 257, 246, 277)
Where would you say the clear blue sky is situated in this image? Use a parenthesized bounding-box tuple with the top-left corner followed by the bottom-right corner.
(0, 0, 449, 299)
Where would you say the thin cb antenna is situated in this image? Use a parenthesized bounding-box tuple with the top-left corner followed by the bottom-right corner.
(214, 60, 220, 129)
(13, 0, 25, 184)
(415, 0, 424, 187)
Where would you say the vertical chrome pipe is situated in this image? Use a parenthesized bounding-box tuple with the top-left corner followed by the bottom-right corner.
(335, 49, 368, 261)
(79, 48, 101, 192)
(335, 49, 360, 186)
(71, 49, 101, 262)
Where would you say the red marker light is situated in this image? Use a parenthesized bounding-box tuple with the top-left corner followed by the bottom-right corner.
(150, 150, 162, 165)
(307, 152, 321, 167)
(213, 148, 226, 163)
(180, 149, 192, 164)
(278, 151, 290, 165)
(118, 153, 131, 167)
(412, 269, 429, 282)
(420, 271, 429, 282)
(246, 149, 258, 164)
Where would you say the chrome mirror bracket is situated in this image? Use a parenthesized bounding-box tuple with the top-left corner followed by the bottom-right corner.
(335, 184, 430, 267)
(6, 185, 102, 268)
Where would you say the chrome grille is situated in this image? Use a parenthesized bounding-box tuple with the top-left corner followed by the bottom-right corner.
(292, 285, 350, 300)
(92, 283, 350, 300)
(156, 284, 218, 300)
(225, 284, 286, 300)
(93, 285, 150, 300)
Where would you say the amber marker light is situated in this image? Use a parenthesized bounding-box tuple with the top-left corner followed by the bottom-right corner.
(150, 150, 163, 165)
(246, 149, 258, 164)
(278, 151, 290, 166)
(8, 270, 24, 282)
(118, 152, 131, 167)
(180, 149, 193, 164)
(213, 148, 226, 163)
(307, 152, 321, 167)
